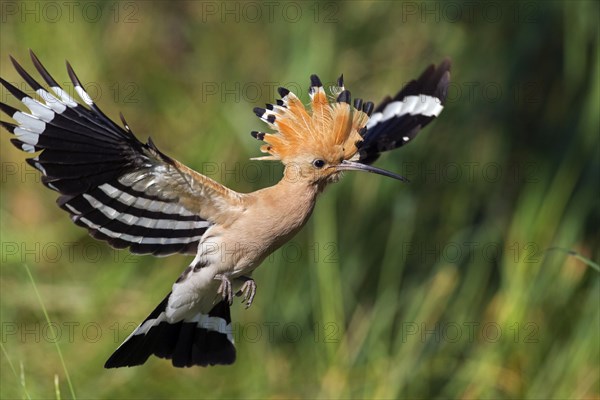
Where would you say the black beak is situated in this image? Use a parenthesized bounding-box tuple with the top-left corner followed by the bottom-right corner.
(335, 160, 409, 182)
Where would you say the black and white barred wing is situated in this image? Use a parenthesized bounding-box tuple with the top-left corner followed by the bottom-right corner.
(0, 52, 243, 256)
(357, 59, 451, 164)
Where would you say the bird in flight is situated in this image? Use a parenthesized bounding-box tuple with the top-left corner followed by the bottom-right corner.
(0, 51, 450, 368)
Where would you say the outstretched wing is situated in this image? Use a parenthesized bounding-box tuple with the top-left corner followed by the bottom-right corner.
(358, 59, 451, 164)
(0, 51, 244, 256)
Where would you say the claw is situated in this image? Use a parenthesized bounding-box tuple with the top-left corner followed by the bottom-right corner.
(215, 274, 233, 305)
(236, 278, 257, 309)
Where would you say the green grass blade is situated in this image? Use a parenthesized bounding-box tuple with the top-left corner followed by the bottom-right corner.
(547, 247, 600, 272)
(0, 342, 31, 400)
(23, 264, 76, 400)
(54, 374, 61, 400)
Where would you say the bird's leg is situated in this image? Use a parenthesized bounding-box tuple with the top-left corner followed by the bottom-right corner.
(215, 274, 234, 305)
(235, 276, 257, 309)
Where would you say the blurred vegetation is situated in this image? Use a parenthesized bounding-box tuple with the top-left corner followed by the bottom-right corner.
(1, 1, 598, 399)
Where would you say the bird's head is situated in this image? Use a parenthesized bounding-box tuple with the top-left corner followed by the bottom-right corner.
(251, 75, 407, 187)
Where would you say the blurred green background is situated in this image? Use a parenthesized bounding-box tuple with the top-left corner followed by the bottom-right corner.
(1, 1, 598, 399)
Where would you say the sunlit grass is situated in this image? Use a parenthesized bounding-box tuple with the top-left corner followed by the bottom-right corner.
(0, 343, 31, 400)
(1, 1, 598, 399)
(22, 264, 75, 399)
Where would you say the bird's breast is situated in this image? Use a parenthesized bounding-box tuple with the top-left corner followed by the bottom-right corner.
(208, 182, 319, 276)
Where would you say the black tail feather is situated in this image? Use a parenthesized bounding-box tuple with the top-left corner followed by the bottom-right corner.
(104, 293, 236, 368)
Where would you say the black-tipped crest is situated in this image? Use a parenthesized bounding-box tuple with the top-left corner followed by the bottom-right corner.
(310, 74, 322, 87)
(336, 90, 351, 104)
(362, 101, 374, 116)
(252, 74, 370, 162)
(253, 107, 265, 117)
(250, 131, 265, 140)
(353, 98, 363, 110)
(337, 74, 344, 88)
(277, 87, 290, 98)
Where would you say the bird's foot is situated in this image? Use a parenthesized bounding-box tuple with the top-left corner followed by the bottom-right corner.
(236, 277, 257, 309)
(215, 274, 233, 305)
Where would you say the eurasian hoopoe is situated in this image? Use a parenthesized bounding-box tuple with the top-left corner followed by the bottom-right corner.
(0, 51, 451, 368)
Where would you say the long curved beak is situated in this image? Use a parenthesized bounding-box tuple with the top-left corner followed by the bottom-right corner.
(335, 160, 409, 182)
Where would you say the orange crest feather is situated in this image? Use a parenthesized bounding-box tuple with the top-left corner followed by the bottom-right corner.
(252, 76, 370, 164)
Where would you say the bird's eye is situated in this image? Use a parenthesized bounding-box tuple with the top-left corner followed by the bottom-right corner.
(312, 159, 326, 169)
